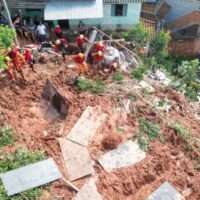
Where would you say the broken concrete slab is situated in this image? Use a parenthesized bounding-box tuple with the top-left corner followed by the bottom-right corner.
(98, 140, 146, 172)
(146, 181, 185, 200)
(59, 138, 94, 181)
(72, 178, 103, 200)
(66, 106, 107, 146)
(139, 81, 155, 93)
(0, 158, 62, 196)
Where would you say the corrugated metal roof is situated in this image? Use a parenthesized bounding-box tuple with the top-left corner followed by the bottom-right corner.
(0, 0, 47, 9)
(44, 0, 103, 20)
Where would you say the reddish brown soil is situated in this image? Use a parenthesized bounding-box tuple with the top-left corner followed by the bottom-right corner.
(0, 54, 199, 200)
(102, 133, 123, 150)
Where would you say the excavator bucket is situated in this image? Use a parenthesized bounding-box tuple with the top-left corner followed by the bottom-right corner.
(42, 80, 69, 118)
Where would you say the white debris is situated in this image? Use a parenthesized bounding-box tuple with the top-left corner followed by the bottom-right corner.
(73, 178, 103, 200)
(150, 70, 171, 86)
(146, 181, 185, 200)
(139, 81, 155, 93)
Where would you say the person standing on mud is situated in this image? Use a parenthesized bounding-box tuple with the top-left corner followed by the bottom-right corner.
(37, 21, 46, 42)
(73, 53, 88, 74)
(6, 47, 26, 82)
(24, 48, 36, 72)
(54, 39, 68, 61)
(92, 51, 104, 69)
(54, 25, 63, 39)
(76, 35, 90, 53)
(2, 56, 16, 82)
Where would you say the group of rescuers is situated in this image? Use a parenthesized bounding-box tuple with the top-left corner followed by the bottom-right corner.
(2, 29, 119, 83)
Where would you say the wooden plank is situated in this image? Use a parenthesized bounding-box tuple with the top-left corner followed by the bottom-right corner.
(66, 106, 107, 146)
(72, 178, 103, 200)
(59, 138, 94, 181)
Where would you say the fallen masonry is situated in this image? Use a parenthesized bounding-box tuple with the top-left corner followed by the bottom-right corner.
(98, 140, 146, 172)
(59, 138, 94, 181)
(0, 158, 62, 196)
(73, 178, 103, 200)
(146, 182, 185, 200)
(66, 106, 108, 146)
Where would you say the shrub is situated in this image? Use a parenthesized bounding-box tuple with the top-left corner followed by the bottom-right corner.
(112, 70, 124, 82)
(77, 77, 105, 93)
(149, 30, 171, 64)
(0, 126, 15, 147)
(122, 22, 151, 44)
(77, 77, 93, 91)
(131, 65, 148, 80)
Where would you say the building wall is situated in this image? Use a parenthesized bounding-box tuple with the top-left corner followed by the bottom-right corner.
(164, 0, 200, 22)
(167, 10, 200, 30)
(69, 3, 142, 30)
(170, 37, 200, 57)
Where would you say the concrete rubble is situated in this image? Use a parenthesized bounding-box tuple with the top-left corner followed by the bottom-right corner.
(72, 178, 103, 200)
(59, 138, 94, 181)
(98, 140, 146, 172)
(66, 106, 108, 146)
(146, 182, 185, 200)
(0, 158, 62, 196)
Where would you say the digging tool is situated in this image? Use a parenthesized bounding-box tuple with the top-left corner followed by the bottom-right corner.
(62, 178, 79, 192)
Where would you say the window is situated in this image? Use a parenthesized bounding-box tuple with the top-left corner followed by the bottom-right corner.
(111, 4, 127, 17)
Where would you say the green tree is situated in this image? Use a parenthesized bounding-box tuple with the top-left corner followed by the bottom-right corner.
(122, 22, 151, 44)
(0, 25, 14, 68)
(149, 30, 171, 64)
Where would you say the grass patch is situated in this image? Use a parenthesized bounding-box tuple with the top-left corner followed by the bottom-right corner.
(0, 148, 46, 200)
(77, 77, 105, 93)
(131, 65, 148, 81)
(136, 132, 149, 151)
(0, 126, 15, 148)
(139, 119, 163, 141)
(168, 121, 191, 141)
(136, 119, 163, 151)
(168, 121, 192, 151)
(111, 70, 124, 82)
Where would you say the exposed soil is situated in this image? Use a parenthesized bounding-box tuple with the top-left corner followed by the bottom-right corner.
(0, 53, 199, 200)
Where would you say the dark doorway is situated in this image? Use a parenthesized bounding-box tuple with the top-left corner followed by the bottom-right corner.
(58, 20, 69, 29)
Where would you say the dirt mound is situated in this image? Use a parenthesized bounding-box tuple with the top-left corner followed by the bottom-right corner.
(102, 133, 123, 150)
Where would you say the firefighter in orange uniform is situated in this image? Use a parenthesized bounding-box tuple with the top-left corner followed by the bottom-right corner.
(92, 51, 104, 69)
(73, 53, 88, 73)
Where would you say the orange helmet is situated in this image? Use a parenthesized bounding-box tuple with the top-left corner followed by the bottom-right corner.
(97, 51, 103, 56)
(55, 39, 61, 45)
(4, 56, 11, 62)
(7, 47, 12, 52)
(78, 53, 84, 58)
(25, 48, 31, 52)
(112, 63, 118, 68)
(98, 42, 103, 46)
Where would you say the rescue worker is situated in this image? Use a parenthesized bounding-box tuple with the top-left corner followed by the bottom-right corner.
(73, 53, 88, 74)
(7, 47, 26, 81)
(55, 38, 68, 61)
(76, 35, 89, 53)
(94, 41, 106, 53)
(24, 48, 35, 72)
(3, 56, 16, 81)
(109, 61, 119, 74)
(54, 25, 62, 39)
(92, 51, 104, 69)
